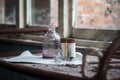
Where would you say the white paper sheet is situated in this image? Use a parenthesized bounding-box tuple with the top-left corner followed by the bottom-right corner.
(4, 50, 83, 65)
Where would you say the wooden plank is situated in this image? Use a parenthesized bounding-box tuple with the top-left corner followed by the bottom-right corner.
(73, 29, 120, 41)
(75, 39, 111, 50)
(0, 59, 82, 80)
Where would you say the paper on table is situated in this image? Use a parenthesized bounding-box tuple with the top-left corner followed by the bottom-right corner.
(4, 50, 83, 65)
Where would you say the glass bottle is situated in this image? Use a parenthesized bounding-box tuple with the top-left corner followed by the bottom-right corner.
(42, 25, 61, 59)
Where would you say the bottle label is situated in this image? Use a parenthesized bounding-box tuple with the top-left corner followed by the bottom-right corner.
(68, 43, 76, 58)
(61, 43, 68, 59)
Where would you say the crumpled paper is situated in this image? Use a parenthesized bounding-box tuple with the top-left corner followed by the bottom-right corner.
(4, 50, 83, 65)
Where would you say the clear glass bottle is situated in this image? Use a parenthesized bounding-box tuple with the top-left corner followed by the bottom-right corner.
(42, 25, 61, 59)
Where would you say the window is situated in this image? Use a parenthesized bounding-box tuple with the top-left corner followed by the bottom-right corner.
(0, 0, 58, 27)
(0, 0, 120, 50)
(0, 0, 59, 44)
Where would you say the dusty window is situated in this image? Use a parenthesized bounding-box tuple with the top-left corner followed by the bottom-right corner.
(27, 0, 58, 27)
(0, 0, 4, 24)
(0, 0, 16, 24)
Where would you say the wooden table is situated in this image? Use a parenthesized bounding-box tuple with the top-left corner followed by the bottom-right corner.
(0, 52, 120, 80)
(0, 54, 83, 80)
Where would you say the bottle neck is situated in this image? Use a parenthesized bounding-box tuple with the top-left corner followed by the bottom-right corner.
(48, 27, 56, 33)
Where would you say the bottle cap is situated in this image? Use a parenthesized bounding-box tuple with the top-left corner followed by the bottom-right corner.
(61, 38, 67, 43)
(67, 38, 75, 43)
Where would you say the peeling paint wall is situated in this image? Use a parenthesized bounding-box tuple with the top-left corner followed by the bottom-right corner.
(75, 0, 120, 30)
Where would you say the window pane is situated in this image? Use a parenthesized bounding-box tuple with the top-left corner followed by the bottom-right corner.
(74, 0, 120, 30)
(0, 0, 16, 24)
(28, 0, 58, 27)
(0, 0, 5, 24)
(5, 0, 16, 24)
(50, 0, 58, 27)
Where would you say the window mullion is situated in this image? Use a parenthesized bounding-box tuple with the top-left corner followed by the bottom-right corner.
(27, 0, 32, 26)
(16, 0, 26, 28)
(64, 0, 72, 38)
(57, 0, 64, 37)
(57, 0, 72, 38)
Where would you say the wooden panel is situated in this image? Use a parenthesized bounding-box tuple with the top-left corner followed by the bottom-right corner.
(75, 39, 111, 50)
(73, 29, 120, 41)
